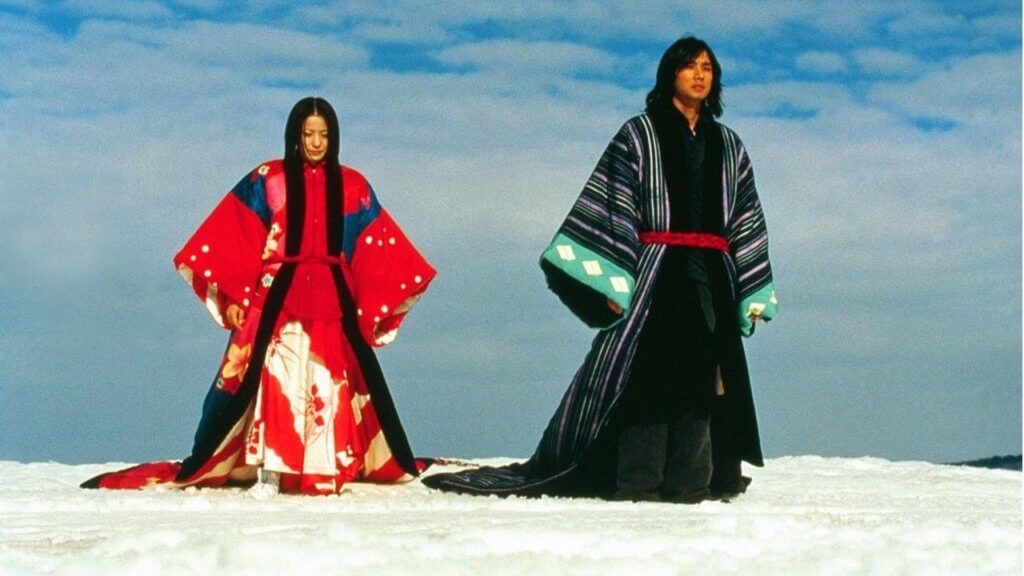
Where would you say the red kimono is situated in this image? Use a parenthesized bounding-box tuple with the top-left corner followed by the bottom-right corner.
(83, 160, 436, 495)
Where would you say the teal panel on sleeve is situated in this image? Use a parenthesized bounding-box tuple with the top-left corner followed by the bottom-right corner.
(540, 233, 635, 327)
(737, 283, 777, 337)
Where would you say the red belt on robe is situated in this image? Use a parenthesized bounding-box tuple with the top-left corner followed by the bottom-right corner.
(264, 255, 347, 319)
(265, 255, 345, 266)
(638, 231, 730, 252)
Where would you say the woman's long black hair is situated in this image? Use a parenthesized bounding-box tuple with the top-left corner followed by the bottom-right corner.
(645, 36, 723, 117)
(282, 97, 343, 253)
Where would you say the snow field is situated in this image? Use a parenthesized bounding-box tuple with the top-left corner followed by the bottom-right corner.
(0, 456, 1019, 575)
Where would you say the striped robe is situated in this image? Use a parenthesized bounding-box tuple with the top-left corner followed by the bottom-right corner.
(422, 114, 776, 496)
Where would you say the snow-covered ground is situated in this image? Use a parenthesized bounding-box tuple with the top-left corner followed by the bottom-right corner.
(0, 457, 1019, 575)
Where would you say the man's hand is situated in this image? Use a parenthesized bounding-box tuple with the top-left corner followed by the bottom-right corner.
(607, 299, 622, 315)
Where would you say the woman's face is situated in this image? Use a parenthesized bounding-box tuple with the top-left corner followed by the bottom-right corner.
(301, 114, 329, 164)
(673, 50, 714, 109)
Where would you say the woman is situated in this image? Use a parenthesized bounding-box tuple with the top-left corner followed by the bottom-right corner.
(83, 97, 436, 496)
(423, 37, 776, 502)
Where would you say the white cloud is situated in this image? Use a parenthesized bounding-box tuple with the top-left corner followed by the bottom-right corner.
(867, 51, 1022, 126)
(699, 0, 817, 34)
(795, 51, 847, 74)
(0, 18, 367, 119)
(853, 48, 930, 77)
(0, 0, 43, 10)
(283, 0, 826, 46)
(729, 81, 855, 115)
(886, 9, 965, 36)
(970, 12, 1022, 40)
(432, 39, 625, 74)
(168, 0, 224, 11)
(59, 0, 175, 20)
(287, 0, 573, 41)
(0, 11, 58, 51)
(165, 19, 368, 71)
(352, 20, 454, 44)
(723, 47, 1020, 382)
(0, 17, 640, 288)
(801, 0, 927, 39)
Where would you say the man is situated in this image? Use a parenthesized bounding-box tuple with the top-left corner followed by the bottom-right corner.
(424, 36, 777, 502)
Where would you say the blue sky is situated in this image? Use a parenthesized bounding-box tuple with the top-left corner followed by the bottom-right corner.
(0, 0, 1020, 465)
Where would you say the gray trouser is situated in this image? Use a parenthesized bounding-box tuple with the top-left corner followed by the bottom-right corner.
(615, 411, 712, 499)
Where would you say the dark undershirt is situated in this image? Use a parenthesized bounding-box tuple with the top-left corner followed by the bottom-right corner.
(617, 109, 724, 424)
(672, 113, 715, 331)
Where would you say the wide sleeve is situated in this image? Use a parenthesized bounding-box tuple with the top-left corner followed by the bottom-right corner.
(725, 136, 778, 337)
(173, 168, 270, 328)
(539, 122, 641, 329)
(347, 180, 436, 347)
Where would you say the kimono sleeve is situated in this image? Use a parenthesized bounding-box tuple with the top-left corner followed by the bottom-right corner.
(726, 136, 778, 337)
(539, 122, 641, 330)
(173, 169, 270, 328)
(348, 183, 436, 347)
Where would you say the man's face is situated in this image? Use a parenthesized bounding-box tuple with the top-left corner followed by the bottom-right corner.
(673, 50, 713, 108)
(301, 114, 329, 164)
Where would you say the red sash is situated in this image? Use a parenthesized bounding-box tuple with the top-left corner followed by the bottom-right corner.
(638, 231, 729, 252)
(265, 255, 345, 266)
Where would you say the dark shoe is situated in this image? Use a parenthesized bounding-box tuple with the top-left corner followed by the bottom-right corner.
(611, 490, 663, 503)
(663, 487, 711, 504)
(709, 475, 752, 501)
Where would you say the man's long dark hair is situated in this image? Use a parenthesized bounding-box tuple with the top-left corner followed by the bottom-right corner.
(282, 97, 342, 253)
(645, 36, 723, 117)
